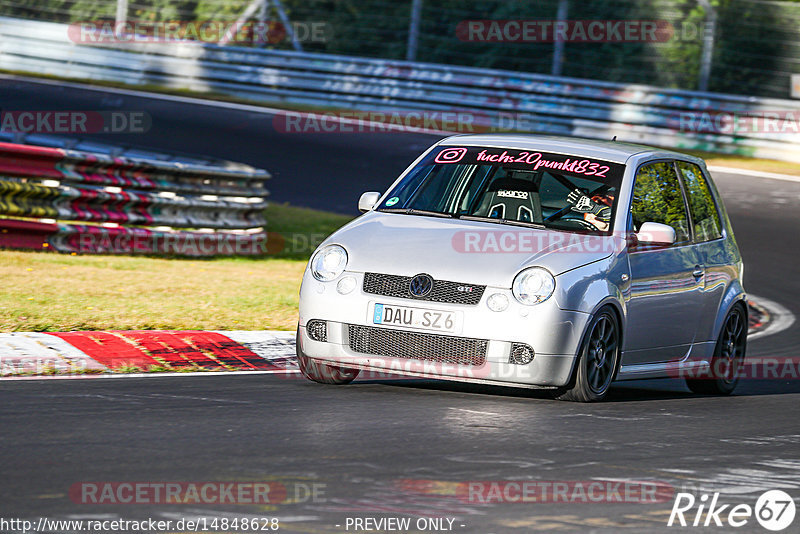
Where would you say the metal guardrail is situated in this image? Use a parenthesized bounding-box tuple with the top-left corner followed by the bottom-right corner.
(0, 141, 272, 256)
(0, 16, 799, 163)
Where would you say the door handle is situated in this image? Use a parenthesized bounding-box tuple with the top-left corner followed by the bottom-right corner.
(692, 266, 705, 278)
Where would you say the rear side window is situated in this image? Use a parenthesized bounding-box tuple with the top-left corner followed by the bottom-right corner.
(630, 162, 691, 243)
(677, 161, 723, 242)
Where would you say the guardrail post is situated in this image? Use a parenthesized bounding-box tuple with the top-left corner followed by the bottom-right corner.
(115, 0, 128, 32)
(406, 0, 423, 61)
(222, 0, 263, 46)
(273, 0, 303, 51)
(551, 0, 568, 76)
(697, 0, 717, 92)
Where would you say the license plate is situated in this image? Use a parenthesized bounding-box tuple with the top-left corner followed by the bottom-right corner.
(371, 303, 460, 333)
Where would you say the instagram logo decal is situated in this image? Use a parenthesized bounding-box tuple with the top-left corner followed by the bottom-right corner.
(434, 148, 468, 164)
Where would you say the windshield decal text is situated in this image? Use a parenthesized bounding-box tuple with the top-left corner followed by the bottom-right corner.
(475, 149, 610, 177)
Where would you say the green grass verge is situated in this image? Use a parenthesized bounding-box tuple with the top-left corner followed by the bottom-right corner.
(0, 203, 354, 332)
(265, 202, 355, 260)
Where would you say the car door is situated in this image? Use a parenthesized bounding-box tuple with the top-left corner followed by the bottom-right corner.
(675, 160, 729, 343)
(623, 161, 705, 365)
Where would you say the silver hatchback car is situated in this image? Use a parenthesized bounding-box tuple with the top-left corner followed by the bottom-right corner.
(297, 134, 746, 401)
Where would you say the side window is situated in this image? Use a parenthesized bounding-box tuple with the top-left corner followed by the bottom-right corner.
(676, 161, 723, 242)
(630, 162, 690, 243)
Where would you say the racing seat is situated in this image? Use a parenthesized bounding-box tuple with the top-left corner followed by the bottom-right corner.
(474, 177, 542, 223)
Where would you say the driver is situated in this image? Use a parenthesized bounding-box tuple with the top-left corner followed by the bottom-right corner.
(566, 189, 614, 231)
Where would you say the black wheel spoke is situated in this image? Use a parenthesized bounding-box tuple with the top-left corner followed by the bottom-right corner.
(602, 327, 613, 344)
(590, 366, 601, 388)
(733, 317, 744, 339)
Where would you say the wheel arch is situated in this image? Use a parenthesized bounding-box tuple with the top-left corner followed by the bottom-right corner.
(711, 281, 748, 343)
(563, 298, 625, 388)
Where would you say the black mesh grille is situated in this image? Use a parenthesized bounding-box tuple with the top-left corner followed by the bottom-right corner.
(347, 324, 487, 366)
(509, 343, 535, 365)
(306, 320, 328, 342)
(363, 273, 485, 305)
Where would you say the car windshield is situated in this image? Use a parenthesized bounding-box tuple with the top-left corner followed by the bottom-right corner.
(377, 146, 626, 234)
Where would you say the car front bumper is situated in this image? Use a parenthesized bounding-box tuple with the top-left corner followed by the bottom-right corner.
(297, 270, 591, 387)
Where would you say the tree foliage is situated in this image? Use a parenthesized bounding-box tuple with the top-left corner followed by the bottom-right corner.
(1, 0, 796, 97)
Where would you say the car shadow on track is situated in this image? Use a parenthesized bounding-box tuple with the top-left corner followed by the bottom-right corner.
(347, 377, 800, 402)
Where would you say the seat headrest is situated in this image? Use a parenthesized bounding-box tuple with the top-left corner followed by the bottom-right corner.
(486, 177, 538, 192)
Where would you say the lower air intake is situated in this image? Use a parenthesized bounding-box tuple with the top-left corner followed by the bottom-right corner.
(306, 320, 328, 342)
(347, 324, 487, 366)
(509, 343, 535, 365)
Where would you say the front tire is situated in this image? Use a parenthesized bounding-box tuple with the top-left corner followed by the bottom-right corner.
(686, 303, 747, 395)
(296, 328, 360, 385)
(556, 307, 620, 402)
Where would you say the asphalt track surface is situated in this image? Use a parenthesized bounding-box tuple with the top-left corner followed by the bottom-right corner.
(1, 78, 799, 533)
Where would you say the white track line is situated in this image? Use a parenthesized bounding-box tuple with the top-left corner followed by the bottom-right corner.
(708, 165, 800, 184)
(2, 369, 300, 381)
(748, 294, 796, 341)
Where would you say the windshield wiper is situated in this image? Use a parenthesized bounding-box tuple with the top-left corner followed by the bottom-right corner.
(377, 208, 454, 218)
(460, 215, 546, 229)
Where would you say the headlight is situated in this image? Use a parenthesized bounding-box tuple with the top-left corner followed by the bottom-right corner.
(311, 245, 348, 281)
(512, 267, 555, 305)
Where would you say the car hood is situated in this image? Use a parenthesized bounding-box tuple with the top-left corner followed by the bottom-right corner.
(324, 211, 622, 288)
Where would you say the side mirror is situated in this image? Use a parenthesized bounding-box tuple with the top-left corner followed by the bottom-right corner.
(635, 222, 676, 246)
(358, 191, 381, 213)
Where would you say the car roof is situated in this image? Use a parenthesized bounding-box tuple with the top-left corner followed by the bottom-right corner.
(438, 134, 704, 165)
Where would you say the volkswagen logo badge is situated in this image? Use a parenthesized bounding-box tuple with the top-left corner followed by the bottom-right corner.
(409, 273, 434, 298)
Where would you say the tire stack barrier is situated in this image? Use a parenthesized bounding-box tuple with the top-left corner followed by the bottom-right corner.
(0, 142, 273, 256)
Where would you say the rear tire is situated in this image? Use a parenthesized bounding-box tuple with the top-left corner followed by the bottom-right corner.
(556, 307, 620, 402)
(296, 328, 360, 385)
(686, 303, 747, 395)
